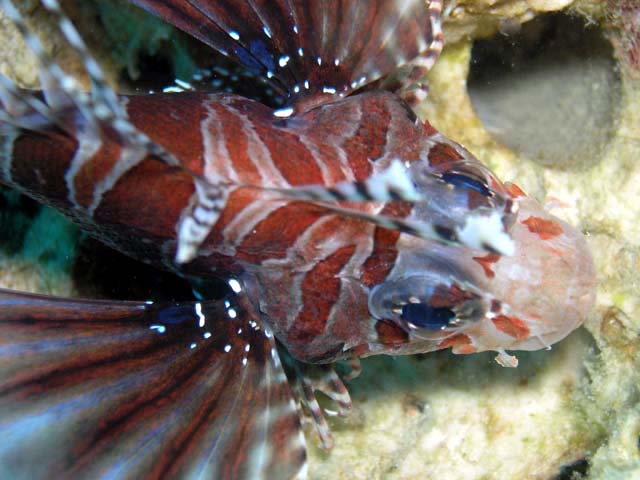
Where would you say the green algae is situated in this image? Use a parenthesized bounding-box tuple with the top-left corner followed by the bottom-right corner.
(94, 0, 198, 84)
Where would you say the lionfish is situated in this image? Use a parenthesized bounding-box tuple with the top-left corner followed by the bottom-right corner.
(0, 0, 595, 478)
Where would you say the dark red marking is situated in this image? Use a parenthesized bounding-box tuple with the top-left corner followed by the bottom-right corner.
(429, 283, 478, 308)
(73, 133, 123, 209)
(258, 126, 323, 185)
(289, 245, 356, 342)
(239, 104, 324, 186)
(506, 183, 527, 198)
(2, 324, 161, 401)
(422, 120, 438, 136)
(94, 159, 193, 239)
(203, 187, 259, 249)
(426, 142, 463, 168)
(437, 333, 472, 350)
(472, 253, 501, 279)
(9, 129, 76, 210)
(236, 201, 328, 263)
(71, 338, 218, 466)
(126, 93, 208, 173)
(211, 102, 262, 184)
(341, 95, 391, 178)
(375, 319, 409, 345)
(492, 314, 530, 340)
(361, 202, 412, 287)
(521, 216, 564, 240)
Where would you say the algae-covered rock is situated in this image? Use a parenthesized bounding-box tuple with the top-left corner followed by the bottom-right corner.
(0, 0, 197, 89)
(1, 1, 639, 479)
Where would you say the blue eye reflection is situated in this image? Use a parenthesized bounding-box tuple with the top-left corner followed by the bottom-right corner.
(441, 172, 491, 197)
(401, 303, 455, 330)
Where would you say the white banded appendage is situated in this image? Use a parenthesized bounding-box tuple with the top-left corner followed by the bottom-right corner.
(265, 159, 420, 203)
(175, 179, 229, 264)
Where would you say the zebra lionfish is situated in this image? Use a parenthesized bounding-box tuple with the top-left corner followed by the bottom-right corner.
(0, 0, 596, 478)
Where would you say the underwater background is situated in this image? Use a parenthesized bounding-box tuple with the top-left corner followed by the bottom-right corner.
(0, 0, 639, 478)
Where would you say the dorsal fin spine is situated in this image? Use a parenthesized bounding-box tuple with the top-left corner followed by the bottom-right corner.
(130, 1, 446, 110)
(408, 0, 444, 80)
(0, 0, 102, 135)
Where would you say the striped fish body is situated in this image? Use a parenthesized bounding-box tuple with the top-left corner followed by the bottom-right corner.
(5, 90, 403, 266)
(2, 80, 595, 364)
(0, 0, 597, 375)
(4, 84, 517, 362)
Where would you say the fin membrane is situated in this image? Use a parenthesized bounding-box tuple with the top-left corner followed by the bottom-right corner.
(131, 0, 443, 108)
(0, 288, 306, 479)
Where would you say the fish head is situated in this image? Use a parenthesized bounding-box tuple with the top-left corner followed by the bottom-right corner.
(365, 157, 596, 362)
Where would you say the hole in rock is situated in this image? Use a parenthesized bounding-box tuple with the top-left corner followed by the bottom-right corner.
(468, 12, 620, 169)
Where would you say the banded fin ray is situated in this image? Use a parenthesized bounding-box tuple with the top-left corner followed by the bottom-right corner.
(177, 157, 515, 264)
(130, 0, 443, 109)
(0, 0, 179, 166)
(0, 288, 306, 479)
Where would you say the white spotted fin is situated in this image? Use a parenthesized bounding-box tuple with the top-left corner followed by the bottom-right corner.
(0, 287, 307, 479)
(130, 0, 444, 111)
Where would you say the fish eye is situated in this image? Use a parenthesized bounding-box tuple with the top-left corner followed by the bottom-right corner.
(369, 272, 487, 337)
(400, 302, 456, 330)
(441, 171, 491, 197)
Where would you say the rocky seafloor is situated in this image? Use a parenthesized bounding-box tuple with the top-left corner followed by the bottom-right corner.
(1, 1, 639, 478)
